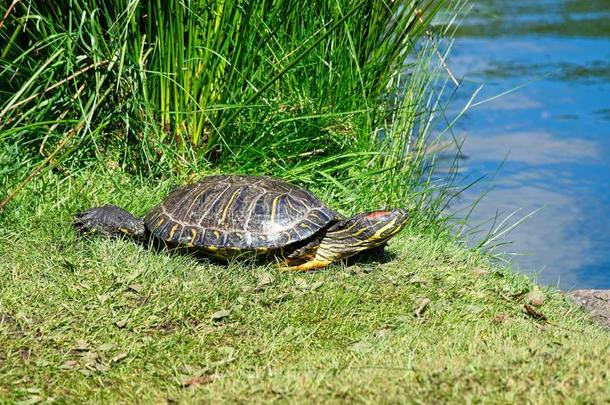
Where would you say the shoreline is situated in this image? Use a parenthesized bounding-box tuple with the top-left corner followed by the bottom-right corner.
(567, 289, 610, 329)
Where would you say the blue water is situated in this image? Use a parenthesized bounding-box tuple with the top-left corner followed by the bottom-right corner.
(448, 0, 610, 289)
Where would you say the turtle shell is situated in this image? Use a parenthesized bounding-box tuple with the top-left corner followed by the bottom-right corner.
(143, 175, 340, 250)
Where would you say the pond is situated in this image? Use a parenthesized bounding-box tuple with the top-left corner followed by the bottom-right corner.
(449, 0, 610, 289)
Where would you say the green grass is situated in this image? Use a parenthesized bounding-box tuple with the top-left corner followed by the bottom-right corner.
(1, 170, 608, 403)
(2, 1, 608, 402)
(0, 0, 462, 229)
(0, 0, 446, 177)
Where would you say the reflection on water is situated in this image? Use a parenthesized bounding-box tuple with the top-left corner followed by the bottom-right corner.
(449, 0, 610, 289)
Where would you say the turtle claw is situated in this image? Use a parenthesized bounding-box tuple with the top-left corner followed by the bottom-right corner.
(278, 259, 332, 271)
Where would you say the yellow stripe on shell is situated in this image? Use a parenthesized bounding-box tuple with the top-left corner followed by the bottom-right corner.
(168, 224, 179, 240)
(220, 189, 240, 224)
(270, 195, 280, 222)
(184, 185, 212, 221)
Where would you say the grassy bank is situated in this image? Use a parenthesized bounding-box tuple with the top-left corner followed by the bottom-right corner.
(2, 1, 609, 403)
(1, 171, 609, 403)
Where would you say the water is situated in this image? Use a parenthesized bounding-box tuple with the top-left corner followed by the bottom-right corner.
(448, 0, 610, 289)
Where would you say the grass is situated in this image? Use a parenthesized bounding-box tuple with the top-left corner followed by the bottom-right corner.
(0, 0, 460, 233)
(0, 0, 445, 177)
(2, 1, 608, 402)
(1, 170, 609, 403)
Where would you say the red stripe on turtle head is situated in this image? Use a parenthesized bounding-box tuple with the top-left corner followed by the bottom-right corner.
(366, 210, 391, 220)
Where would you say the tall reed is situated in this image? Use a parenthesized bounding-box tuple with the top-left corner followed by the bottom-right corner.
(0, 0, 452, 219)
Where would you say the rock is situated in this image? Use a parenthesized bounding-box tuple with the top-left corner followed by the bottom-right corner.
(566, 289, 610, 329)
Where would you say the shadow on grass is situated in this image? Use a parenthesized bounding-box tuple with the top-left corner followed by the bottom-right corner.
(76, 231, 397, 270)
(170, 244, 398, 270)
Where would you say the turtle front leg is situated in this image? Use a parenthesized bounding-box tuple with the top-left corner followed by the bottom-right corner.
(279, 259, 332, 271)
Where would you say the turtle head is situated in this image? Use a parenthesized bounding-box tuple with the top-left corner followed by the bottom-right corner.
(73, 205, 146, 239)
(320, 208, 409, 259)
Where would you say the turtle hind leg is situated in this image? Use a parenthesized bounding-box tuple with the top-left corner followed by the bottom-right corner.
(278, 258, 332, 271)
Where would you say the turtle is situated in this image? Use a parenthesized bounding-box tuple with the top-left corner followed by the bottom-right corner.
(73, 175, 409, 270)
